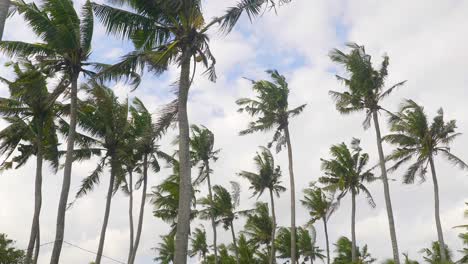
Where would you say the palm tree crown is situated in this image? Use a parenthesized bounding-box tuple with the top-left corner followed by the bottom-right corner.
(384, 99, 468, 183)
(319, 139, 375, 205)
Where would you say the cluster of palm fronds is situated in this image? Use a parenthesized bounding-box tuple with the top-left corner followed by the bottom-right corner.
(0, 1, 467, 264)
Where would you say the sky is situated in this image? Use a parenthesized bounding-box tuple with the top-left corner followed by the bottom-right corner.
(1, 0, 468, 263)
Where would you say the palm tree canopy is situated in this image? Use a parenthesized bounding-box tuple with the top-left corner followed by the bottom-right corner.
(319, 138, 376, 207)
(73, 82, 132, 198)
(419, 241, 453, 264)
(332, 236, 376, 264)
(199, 182, 248, 230)
(301, 183, 337, 224)
(329, 43, 406, 129)
(238, 146, 285, 198)
(0, 60, 60, 171)
(275, 226, 313, 260)
(298, 226, 326, 263)
(383, 99, 468, 184)
(0, 0, 97, 77)
(189, 226, 209, 258)
(92, 0, 290, 87)
(237, 70, 306, 152)
(190, 124, 220, 184)
(243, 202, 273, 246)
(153, 233, 175, 264)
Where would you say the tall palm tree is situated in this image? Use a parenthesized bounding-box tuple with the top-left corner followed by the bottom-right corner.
(298, 226, 325, 264)
(73, 83, 130, 264)
(301, 183, 337, 264)
(319, 139, 376, 263)
(190, 124, 221, 263)
(189, 226, 209, 263)
(126, 98, 169, 264)
(0, 0, 9, 40)
(91, 1, 289, 261)
(237, 70, 306, 264)
(238, 146, 286, 264)
(329, 43, 406, 264)
(154, 233, 175, 264)
(383, 99, 468, 262)
(0, 60, 61, 264)
(0, 2, 100, 262)
(199, 182, 249, 264)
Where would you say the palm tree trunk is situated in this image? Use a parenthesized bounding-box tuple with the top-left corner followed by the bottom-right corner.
(206, 162, 218, 264)
(230, 221, 240, 264)
(33, 226, 40, 264)
(50, 73, 79, 264)
(0, 0, 9, 40)
(26, 127, 44, 264)
(351, 191, 357, 263)
(27, 120, 44, 264)
(95, 157, 117, 264)
(372, 111, 400, 264)
(284, 125, 297, 264)
(269, 188, 277, 264)
(129, 155, 148, 264)
(174, 48, 192, 264)
(428, 155, 447, 262)
(323, 217, 330, 264)
(127, 170, 134, 264)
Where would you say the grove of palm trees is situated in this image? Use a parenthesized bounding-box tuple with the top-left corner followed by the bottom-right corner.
(0, 1, 467, 264)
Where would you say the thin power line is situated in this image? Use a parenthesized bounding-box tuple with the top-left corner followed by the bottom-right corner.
(21, 240, 126, 264)
(63, 241, 126, 264)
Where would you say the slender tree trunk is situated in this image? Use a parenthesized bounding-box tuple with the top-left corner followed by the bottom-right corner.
(129, 155, 148, 264)
(95, 157, 117, 264)
(26, 126, 44, 264)
(0, 0, 10, 40)
(33, 226, 40, 264)
(174, 48, 192, 264)
(372, 111, 400, 264)
(230, 222, 240, 264)
(428, 155, 447, 262)
(351, 191, 357, 263)
(323, 218, 330, 264)
(205, 162, 218, 264)
(50, 73, 79, 264)
(127, 171, 134, 264)
(284, 125, 297, 264)
(269, 189, 277, 264)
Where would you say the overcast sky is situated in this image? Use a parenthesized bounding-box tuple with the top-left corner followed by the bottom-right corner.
(1, 0, 468, 263)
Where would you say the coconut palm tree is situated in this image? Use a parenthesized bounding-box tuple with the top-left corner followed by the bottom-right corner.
(125, 98, 170, 264)
(0, 233, 25, 264)
(190, 125, 221, 263)
(0, 0, 9, 40)
(298, 226, 325, 264)
(301, 183, 337, 264)
(332, 236, 376, 264)
(72, 82, 131, 264)
(236, 234, 261, 264)
(383, 99, 468, 262)
(199, 182, 249, 264)
(154, 233, 175, 264)
(383, 253, 419, 264)
(190, 226, 209, 263)
(329, 43, 406, 264)
(319, 139, 376, 263)
(420, 242, 453, 264)
(0, 1, 101, 262)
(237, 70, 306, 264)
(91, 1, 289, 260)
(0, 60, 61, 264)
(238, 146, 286, 264)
